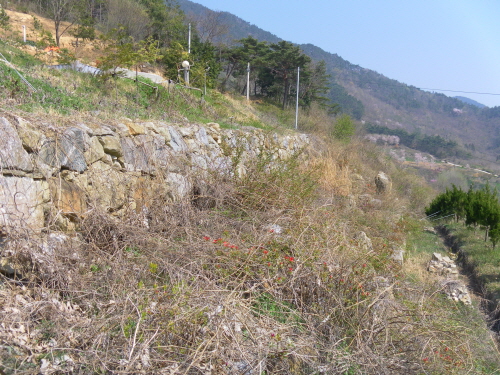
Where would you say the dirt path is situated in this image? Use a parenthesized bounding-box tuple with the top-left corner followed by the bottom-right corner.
(436, 225, 500, 335)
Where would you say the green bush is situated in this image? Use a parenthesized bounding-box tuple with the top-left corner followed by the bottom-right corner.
(331, 114, 356, 142)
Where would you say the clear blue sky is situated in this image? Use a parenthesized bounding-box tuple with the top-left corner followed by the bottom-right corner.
(188, 0, 500, 108)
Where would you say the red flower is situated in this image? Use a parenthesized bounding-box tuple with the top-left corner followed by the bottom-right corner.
(263, 250, 269, 254)
(289, 257, 294, 262)
(288, 267, 293, 272)
(203, 236, 211, 241)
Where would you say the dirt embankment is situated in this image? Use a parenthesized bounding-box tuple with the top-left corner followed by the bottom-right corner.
(2, 8, 99, 64)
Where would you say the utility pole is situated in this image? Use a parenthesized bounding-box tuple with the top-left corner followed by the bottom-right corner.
(204, 66, 210, 96)
(295, 67, 300, 130)
(246, 63, 250, 101)
(22, 25, 26, 43)
(188, 23, 191, 54)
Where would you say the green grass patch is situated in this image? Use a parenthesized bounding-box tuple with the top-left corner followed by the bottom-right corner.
(406, 227, 448, 256)
(252, 292, 304, 325)
(444, 222, 500, 301)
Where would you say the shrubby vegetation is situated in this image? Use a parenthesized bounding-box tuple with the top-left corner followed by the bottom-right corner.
(426, 185, 500, 247)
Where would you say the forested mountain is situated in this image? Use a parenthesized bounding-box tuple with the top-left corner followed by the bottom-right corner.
(455, 96, 487, 108)
(178, 0, 500, 171)
(175, 0, 280, 45)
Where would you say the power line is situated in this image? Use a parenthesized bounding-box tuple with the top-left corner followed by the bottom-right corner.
(418, 88, 500, 96)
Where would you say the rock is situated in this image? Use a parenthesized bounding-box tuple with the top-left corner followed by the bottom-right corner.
(39, 127, 88, 173)
(92, 126, 115, 136)
(168, 126, 188, 152)
(111, 122, 130, 137)
(429, 252, 463, 277)
(424, 226, 437, 234)
(178, 126, 194, 138)
(74, 122, 94, 136)
(154, 123, 172, 143)
(166, 173, 192, 200)
(125, 121, 146, 136)
(354, 231, 373, 252)
(99, 136, 123, 157)
(13, 116, 46, 152)
(206, 122, 220, 131)
(48, 177, 86, 217)
(440, 280, 471, 305)
(121, 134, 170, 174)
(375, 171, 392, 194)
(432, 252, 443, 262)
(78, 161, 133, 212)
(84, 136, 105, 165)
(0, 117, 33, 172)
(195, 126, 213, 147)
(391, 248, 405, 265)
(121, 137, 150, 172)
(0, 176, 48, 233)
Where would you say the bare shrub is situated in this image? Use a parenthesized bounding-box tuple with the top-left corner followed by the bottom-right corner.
(0, 136, 497, 374)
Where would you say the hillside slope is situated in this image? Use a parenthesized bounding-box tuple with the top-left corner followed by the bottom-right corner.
(1, 10, 500, 373)
(178, 0, 500, 171)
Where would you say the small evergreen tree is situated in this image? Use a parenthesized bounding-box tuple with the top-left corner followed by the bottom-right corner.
(0, 4, 10, 31)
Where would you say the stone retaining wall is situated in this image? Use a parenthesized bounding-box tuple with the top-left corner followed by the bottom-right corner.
(0, 114, 310, 234)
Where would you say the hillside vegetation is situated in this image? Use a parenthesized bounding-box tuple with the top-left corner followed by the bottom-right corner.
(1, 3, 500, 374)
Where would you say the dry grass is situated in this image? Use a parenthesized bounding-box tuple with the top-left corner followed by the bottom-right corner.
(0, 17, 498, 373)
(1, 135, 498, 374)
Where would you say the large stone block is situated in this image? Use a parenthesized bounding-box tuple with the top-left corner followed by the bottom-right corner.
(84, 136, 105, 165)
(0, 117, 33, 172)
(39, 127, 88, 173)
(121, 135, 170, 173)
(48, 177, 86, 216)
(79, 161, 135, 212)
(100, 135, 123, 157)
(0, 176, 48, 233)
(13, 116, 46, 153)
(168, 126, 188, 152)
